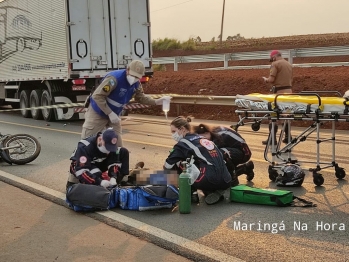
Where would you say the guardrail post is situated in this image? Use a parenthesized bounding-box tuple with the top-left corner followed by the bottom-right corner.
(224, 54, 229, 69)
(176, 104, 181, 115)
(288, 50, 293, 65)
(174, 57, 178, 71)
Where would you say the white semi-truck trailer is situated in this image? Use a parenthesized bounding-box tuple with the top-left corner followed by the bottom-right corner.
(0, 0, 153, 121)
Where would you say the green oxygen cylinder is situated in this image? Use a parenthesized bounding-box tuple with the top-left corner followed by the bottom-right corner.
(179, 161, 191, 214)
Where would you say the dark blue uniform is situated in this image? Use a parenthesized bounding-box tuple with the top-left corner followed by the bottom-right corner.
(213, 126, 251, 166)
(164, 133, 232, 192)
(70, 132, 129, 185)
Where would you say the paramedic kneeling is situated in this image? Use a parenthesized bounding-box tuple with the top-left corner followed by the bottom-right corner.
(193, 123, 254, 182)
(66, 129, 130, 190)
(164, 116, 232, 205)
(262, 50, 293, 145)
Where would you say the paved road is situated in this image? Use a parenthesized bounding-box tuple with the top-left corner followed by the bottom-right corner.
(0, 181, 191, 262)
(0, 111, 348, 261)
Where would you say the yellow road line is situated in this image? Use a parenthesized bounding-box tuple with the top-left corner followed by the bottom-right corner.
(1, 120, 338, 172)
(0, 120, 177, 149)
(0, 120, 80, 134)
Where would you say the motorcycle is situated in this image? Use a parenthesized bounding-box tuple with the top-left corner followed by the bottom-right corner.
(0, 132, 41, 165)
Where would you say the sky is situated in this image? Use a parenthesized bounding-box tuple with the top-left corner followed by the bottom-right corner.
(150, 0, 349, 42)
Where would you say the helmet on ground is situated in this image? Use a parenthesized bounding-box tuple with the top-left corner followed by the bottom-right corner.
(276, 164, 305, 187)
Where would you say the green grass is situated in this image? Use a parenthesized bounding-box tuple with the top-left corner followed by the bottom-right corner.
(152, 64, 167, 72)
(152, 37, 197, 51)
(152, 34, 246, 51)
(152, 38, 181, 51)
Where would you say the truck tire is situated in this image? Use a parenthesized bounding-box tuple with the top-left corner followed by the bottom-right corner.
(30, 89, 43, 120)
(19, 90, 31, 118)
(41, 90, 55, 122)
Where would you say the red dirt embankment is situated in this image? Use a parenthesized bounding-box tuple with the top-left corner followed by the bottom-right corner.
(133, 33, 349, 129)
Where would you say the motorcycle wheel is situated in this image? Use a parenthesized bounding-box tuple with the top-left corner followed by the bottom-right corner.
(2, 134, 41, 165)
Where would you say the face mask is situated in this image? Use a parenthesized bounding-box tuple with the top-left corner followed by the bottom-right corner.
(98, 145, 109, 154)
(172, 131, 183, 142)
(126, 75, 137, 85)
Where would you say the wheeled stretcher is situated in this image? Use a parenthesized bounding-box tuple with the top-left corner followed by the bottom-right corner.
(234, 91, 348, 186)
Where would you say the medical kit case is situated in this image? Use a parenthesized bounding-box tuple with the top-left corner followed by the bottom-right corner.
(230, 185, 294, 206)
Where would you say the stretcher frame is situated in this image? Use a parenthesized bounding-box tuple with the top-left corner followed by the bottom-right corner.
(234, 92, 348, 186)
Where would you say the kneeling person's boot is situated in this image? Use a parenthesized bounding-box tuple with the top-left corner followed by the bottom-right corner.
(235, 161, 254, 181)
(204, 190, 226, 205)
(245, 161, 255, 181)
(235, 161, 254, 175)
(235, 164, 246, 176)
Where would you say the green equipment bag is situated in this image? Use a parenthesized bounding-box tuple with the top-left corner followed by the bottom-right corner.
(230, 185, 316, 207)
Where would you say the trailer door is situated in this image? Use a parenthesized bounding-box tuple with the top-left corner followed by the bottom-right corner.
(109, 0, 152, 70)
(68, 0, 151, 71)
(67, 0, 112, 71)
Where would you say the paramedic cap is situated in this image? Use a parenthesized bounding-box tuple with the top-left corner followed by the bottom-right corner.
(102, 129, 118, 152)
(270, 50, 281, 58)
(128, 60, 145, 79)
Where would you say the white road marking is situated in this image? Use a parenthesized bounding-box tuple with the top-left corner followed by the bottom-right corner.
(0, 170, 244, 262)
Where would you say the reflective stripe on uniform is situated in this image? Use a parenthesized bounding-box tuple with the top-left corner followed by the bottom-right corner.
(91, 157, 107, 163)
(79, 140, 90, 146)
(179, 138, 213, 165)
(108, 163, 121, 170)
(106, 97, 124, 108)
(164, 162, 174, 169)
(90, 168, 101, 174)
(75, 168, 90, 176)
(218, 129, 245, 143)
(220, 147, 231, 158)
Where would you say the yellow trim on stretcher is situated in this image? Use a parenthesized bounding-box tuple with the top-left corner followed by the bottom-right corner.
(245, 93, 349, 105)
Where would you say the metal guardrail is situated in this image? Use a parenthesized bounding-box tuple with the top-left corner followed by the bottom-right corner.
(146, 94, 237, 115)
(148, 94, 237, 106)
(197, 62, 349, 71)
(127, 94, 237, 117)
(153, 45, 349, 71)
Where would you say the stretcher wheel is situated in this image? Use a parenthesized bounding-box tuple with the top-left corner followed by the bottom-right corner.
(251, 122, 260, 132)
(268, 168, 278, 182)
(335, 168, 346, 179)
(313, 174, 324, 186)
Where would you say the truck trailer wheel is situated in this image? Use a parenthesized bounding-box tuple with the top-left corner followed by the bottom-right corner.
(19, 90, 31, 118)
(30, 89, 43, 120)
(41, 90, 55, 122)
